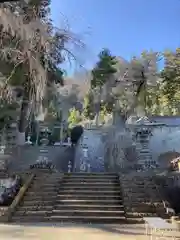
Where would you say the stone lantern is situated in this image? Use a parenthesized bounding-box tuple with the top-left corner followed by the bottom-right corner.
(135, 117, 155, 169)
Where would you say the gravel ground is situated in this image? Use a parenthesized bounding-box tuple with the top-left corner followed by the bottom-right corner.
(0, 223, 179, 240)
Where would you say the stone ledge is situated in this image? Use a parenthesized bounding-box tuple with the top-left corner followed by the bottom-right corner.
(2, 173, 35, 222)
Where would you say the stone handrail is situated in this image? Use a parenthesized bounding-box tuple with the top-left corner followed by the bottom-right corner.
(3, 173, 35, 222)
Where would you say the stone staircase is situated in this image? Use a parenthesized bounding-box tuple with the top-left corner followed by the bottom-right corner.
(11, 172, 62, 222)
(11, 172, 126, 223)
(120, 174, 171, 222)
(52, 173, 126, 223)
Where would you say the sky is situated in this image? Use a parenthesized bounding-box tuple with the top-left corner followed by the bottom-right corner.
(50, 0, 180, 75)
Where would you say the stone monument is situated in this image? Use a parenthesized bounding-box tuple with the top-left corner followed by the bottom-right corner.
(74, 129, 105, 172)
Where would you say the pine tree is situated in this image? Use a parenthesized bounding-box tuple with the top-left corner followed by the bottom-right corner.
(91, 48, 117, 89)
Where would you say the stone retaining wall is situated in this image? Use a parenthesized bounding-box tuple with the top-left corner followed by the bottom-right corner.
(104, 126, 136, 171)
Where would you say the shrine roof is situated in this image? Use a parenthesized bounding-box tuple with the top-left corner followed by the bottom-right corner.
(149, 116, 180, 126)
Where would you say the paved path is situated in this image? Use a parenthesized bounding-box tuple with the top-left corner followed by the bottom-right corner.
(0, 224, 158, 240)
(0, 223, 179, 240)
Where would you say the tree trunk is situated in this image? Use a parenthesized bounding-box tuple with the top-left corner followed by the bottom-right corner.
(95, 87, 101, 126)
(126, 76, 146, 120)
(17, 84, 31, 146)
(113, 99, 126, 128)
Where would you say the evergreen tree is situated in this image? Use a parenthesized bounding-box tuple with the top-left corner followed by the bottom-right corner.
(0, 0, 83, 143)
(160, 48, 180, 115)
(89, 49, 117, 123)
(91, 48, 117, 89)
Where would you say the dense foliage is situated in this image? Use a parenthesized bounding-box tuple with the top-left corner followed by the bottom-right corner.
(1, 2, 180, 135)
(0, 0, 84, 140)
(81, 48, 180, 123)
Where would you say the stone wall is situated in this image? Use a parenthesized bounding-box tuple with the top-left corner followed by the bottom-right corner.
(74, 123, 180, 172)
(149, 126, 180, 167)
(74, 129, 105, 172)
(8, 145, 72, 172)
(74, 125, 138, 172)
(104, 126, 136, 171)
(0, 124, 17, 152)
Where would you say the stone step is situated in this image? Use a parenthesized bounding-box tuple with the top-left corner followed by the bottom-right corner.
(25, 191, 57, 199)
(33, 177, 61, 182)
(28, 186, 58, 191)
(57, 190, 121, 195)
(30, 182, 59, 186)
(17, 206, 53, 211)
(55, 199, 123, 204)
(62, 178, 118, 182)
(31, 179, 58, 184)
(54, 204, 124, 211)
(20, 198, 123, 207)
(17, 204, 124, 212)
(123, 188, 149, 192)
(34, 175, 62, 180)
(30, 181, 61, 189)
(33, 172, 59, 176)
(123, 195, 152, 199)
(14, 210, 51, 216)
(32, 179, 61, 184)
(51, 209, 125, 216)
(19, 200, 53, 206)
(11, 215, 126, 223)
(56, 195, 122, 200)
(64, 173, 117, 176)
(23, 195, 56, 201)
(62, 181, 119, 185)
(49, 215, 127, 223)
(14, 209, 125, 217)
(121, 178, 154, 181)
(126, 201, 156, 206)
(25, 191, 58, 196)
(59, 186, 120, 190)
(61, 182, 119, 186)
(122, 187, 153, 190)
(126, 212, 157, 217)
(29, 184, 59, 189)
(122, 180, 152, 183)
(126, 218, 144, 224)
(63, 176, 118, 180)
(124, 200, 156, 205)
(123, 184, 155, 187)
(11, 216, 50, 222)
